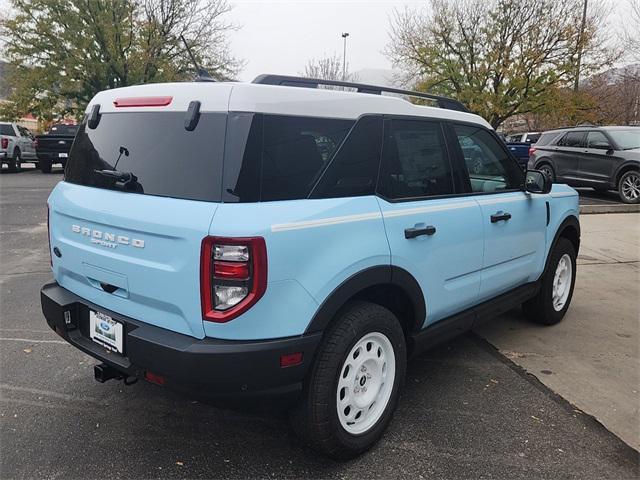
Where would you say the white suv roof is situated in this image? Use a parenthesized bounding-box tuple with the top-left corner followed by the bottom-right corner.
(86, 79, 492, 129)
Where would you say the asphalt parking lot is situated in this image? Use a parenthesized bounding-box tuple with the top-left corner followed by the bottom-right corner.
(1, 166, 638, 479)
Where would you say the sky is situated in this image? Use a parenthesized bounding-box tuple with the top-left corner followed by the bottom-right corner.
(225, 0, 423, 81)
(226, 0, 633, 81)
(0, 0, 634, 78)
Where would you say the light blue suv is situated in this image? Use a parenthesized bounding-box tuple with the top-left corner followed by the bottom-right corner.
(41, 75, 580, 459)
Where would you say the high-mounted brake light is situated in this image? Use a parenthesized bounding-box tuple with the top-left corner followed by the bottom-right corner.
(113, 96, 173, 108)
(200, 236, 267, 322)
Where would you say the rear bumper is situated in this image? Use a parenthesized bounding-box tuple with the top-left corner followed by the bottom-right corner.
(41, 281, 321, 399)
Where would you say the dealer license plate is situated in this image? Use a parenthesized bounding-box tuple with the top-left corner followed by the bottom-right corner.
(89, 310, 123, 353)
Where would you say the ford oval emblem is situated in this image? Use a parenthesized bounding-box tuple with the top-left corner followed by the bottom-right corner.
(100, 321, 111, 332)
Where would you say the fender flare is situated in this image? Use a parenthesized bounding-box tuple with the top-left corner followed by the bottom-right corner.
(613, 161, 639, 186)
(544, 214, 580, 274)
(304, 265, 426, 334)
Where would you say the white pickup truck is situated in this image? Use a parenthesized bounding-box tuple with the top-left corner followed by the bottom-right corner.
(0, 121, 37, 172)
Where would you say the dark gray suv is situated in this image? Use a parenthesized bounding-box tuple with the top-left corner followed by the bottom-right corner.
(528, 126, 640, 203)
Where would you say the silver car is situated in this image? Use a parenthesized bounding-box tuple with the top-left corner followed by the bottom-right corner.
(1, 122, 37, 172)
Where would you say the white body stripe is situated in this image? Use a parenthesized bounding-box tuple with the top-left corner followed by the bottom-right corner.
(271, 195, 535, 232)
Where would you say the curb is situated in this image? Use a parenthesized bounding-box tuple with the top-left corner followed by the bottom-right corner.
(580, 204, 640, 214)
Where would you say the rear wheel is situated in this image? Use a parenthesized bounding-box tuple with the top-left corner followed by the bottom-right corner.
(290, 301, 406, 459)
(523, 237, 576, 325)
(39, 158, 52, 173)
(618, 170, 640, 204)
(7, 149, 21, 173)
(538, 163, 555, 183)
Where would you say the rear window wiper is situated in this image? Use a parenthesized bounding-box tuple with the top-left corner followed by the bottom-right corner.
(94, 169, 136, 183)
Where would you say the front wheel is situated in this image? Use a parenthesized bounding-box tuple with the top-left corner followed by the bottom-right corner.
(291, 301, 406, 459)
(523, 237, 576, 325)
(618, 170, 640, 204)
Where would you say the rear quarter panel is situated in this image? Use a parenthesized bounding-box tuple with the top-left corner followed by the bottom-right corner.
(204, 196, 390, 340)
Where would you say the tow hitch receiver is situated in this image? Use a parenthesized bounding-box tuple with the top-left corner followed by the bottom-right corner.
(94, 363, 123, 383)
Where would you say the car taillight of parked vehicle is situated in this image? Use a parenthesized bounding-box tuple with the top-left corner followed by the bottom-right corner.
(528, 147, 537, 156)
(1, 137, 8, 149)
(200, 236, 267, 322)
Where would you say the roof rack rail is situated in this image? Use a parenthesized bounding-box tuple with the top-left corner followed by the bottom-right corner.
(252, 74, 470, 113)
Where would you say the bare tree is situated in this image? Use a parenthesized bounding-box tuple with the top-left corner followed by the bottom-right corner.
(302, 54, 357, 82)
(386, 0, 618, 128)
(619, 0, 640, 62)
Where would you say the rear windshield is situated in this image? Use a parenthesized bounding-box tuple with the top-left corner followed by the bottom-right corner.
(49, 124, 79, 136)
(0, 124, 15, 136)
(65, 112, 225, 202)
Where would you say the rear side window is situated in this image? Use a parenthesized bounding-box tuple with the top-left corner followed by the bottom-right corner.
(558, 131, 586, 147)
(65, 112, 226, 202)
(378, 119, 453, 200)
(536, 132, 560, 146)
(311, 116, 382, 199)
(223, 114, 354, 202)
(0, 124, 15, 136)
(261, 115, 353, 201)
(524, 133, 540, 143)
(453, 124, 523, 193)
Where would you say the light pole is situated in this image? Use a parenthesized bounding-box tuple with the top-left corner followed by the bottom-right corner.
(341, 32, 349, 81)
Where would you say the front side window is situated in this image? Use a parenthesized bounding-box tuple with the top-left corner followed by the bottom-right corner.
(454, 124, 524, 193)
(379, 119, 453, 200)
(586, 131, 611, 149)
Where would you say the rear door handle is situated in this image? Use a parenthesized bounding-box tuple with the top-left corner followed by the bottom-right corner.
(404, 225, 436, 239)
(490, 211, 512, 223)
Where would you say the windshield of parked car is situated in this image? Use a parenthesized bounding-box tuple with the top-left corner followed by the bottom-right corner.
(607, 129, 640, 150)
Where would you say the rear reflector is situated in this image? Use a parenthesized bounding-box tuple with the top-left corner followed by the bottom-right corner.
(144, 371, 165, 386)
(214, 261, 250, 280)
(113, 96, 173, 108)
(280, 352, 303, 368)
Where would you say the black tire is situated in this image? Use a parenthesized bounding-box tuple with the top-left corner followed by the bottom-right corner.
(39, 158, 52, 173)
(538, 163, 555, 183)
(523, 237, 576, 325)
(290, 301, 406, 460)
(7, 149, 21, 173)
(617, 170, 640, 204)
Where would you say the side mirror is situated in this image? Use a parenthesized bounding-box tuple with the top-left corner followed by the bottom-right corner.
(525, 170, 551, 194)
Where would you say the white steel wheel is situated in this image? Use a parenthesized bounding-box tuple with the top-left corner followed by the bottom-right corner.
(552, 253, 573, 312)
(336, 332, 396, 435)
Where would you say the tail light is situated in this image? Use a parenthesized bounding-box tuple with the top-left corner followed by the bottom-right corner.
(34, 138, 38, 148)
(528, 147, 537, 156)
(200, 236, 267, 322)
(1, 137, 7, 149)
